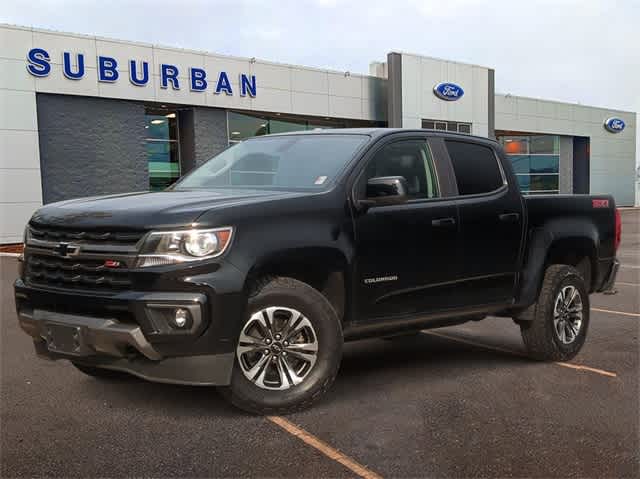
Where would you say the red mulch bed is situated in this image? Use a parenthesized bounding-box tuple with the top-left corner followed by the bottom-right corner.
(0, 243, 24, 254)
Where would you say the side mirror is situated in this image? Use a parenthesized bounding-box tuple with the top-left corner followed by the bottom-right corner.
(362, 176, 409, 207)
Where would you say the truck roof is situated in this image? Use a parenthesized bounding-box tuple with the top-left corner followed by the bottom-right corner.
(260, 127, 499, 145)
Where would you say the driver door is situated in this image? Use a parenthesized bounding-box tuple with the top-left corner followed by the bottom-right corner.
(352, 137, 461, 320)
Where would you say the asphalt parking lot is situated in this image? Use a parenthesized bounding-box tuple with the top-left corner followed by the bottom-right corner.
(1, 210, 638, 478)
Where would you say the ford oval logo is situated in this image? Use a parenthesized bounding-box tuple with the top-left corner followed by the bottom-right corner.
(604, 117, 625, 133)
(433, 82, 464, 101)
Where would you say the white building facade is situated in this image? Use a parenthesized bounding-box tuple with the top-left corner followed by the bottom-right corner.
(0, 24, 636, 243)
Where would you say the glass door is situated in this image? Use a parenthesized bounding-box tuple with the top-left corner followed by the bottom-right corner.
(145, 109, 180, 191)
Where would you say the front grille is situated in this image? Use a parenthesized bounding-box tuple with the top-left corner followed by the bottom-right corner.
(29, 225, 144, 246)
(25, 254, 132, 293)
(23, 224, 144, 294)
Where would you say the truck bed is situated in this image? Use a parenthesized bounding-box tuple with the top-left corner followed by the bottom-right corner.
(521, 193, 618, 295)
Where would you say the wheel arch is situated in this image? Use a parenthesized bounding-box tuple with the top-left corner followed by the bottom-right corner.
(514, 218, 599, 313)
(244, 247, 351, 323)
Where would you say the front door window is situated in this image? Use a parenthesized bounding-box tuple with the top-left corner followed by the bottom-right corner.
(363, 140, 439, 200)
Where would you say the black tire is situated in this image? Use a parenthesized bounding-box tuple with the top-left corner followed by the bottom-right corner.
(221, 277, 343, 415)
(72, 362, 127, 379)
(519, 265, 590, 361)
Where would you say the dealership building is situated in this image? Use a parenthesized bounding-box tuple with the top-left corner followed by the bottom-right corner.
(0, 23, 637, 243)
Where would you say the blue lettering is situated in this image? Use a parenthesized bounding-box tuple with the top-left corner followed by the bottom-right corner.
(240, 74, 256, 97)
(129, 60, 149, 86)
(98, 56, 119, 82)
(160, 64, 180, 90)
(190, 68, 207, 91)
(62, 52, 85, 80)
(215, 71, 233, 95)
(26, 48, 51, 77)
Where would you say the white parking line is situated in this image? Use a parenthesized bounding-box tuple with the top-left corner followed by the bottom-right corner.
(592, 307, 640, 318)
(423, 331, 618, 378)
(556, 362, 617, 377)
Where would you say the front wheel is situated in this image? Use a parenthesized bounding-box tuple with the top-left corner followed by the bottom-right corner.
(519, 265, 590, 361)
(221, 277, 343, 415)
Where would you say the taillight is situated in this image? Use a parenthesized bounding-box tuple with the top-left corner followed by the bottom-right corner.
(614, 209, 622, 251)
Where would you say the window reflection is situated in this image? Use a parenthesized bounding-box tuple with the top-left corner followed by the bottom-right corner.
(227, 111, 373, 142)
(176, 135, 368, 191)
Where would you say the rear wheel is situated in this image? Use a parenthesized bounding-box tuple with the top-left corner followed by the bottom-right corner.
(221, 277, 342, 415)
(519, 265, 590, 361)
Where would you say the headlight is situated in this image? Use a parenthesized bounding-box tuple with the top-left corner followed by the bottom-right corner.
(137, 227, 233, 267)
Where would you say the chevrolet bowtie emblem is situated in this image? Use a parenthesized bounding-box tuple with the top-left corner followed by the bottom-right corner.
(54, 242, 80, 258)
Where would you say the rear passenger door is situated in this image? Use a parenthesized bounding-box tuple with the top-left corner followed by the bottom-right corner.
(443, 139, 524, 306)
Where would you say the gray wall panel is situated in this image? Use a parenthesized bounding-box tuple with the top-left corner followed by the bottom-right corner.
(386, 53, 403, 128)
(487, 69, 495, 138)
(178, 109, 196, 174)
(192, 107, 229, 168)
(36, 93, 147, 203)
(559, 136, 574, 193)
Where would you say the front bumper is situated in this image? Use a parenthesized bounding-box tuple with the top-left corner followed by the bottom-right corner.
(17, 306, 235, 386)
(14, 269, 247, 385)
(19, 309, 162, 359)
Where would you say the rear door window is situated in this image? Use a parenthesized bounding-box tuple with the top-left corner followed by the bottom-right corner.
(445, 140, 504, 195)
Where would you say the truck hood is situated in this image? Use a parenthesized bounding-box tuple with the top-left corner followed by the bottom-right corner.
(30, 189, 306, 230)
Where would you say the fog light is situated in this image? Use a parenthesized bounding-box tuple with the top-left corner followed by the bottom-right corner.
(172, 308, 189, 328)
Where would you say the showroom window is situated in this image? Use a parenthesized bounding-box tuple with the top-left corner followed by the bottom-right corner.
(422, 119, 471, 134)
(145, 109, 180, 191)
(498, 134, 560, 194)
(228, 111, 344, 142)
(227, 111, 381, 143)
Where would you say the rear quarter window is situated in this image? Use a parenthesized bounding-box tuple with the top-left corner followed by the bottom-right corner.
(445, 140, 505, 195)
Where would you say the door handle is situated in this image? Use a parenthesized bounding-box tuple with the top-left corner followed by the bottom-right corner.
(432, 217, 456, 227)
(499, 212, 520, 222)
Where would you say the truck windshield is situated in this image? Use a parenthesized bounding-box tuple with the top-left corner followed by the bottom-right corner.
(174, 134, 368, 191)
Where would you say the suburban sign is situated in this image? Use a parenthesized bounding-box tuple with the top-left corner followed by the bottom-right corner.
(26, 47, 257, 97)
(603, 117, 625, 133)
(433, 82, 464, 101)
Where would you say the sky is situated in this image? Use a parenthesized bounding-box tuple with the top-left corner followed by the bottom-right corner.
(2, 0, 639, 168)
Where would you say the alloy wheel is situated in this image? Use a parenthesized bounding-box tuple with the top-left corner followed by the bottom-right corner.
(236, 307, 318, 390)
(553, 285, 583, 344)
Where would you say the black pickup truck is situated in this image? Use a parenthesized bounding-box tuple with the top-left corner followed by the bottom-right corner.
(15, 129, 621, 414)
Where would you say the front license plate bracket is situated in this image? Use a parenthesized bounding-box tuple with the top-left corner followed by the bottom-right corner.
(45, 323, 86, 356)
